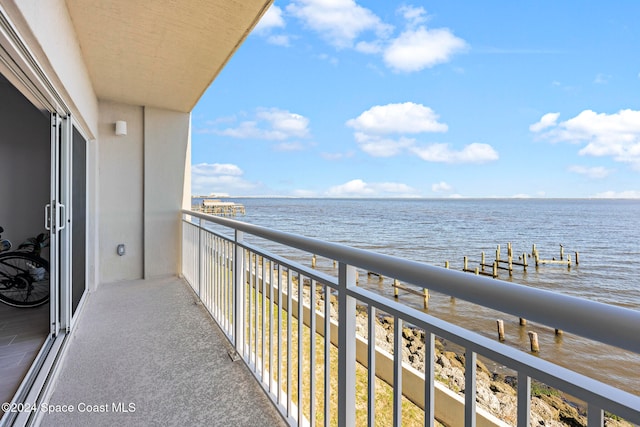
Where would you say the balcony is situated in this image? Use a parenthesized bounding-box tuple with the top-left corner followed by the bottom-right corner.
(179, 210, 640, 426)
(38, 277, 286, 426)
(36, 209, 640, 426)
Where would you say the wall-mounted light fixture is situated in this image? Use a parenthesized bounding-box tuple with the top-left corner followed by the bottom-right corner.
(115, 120, 127, 136)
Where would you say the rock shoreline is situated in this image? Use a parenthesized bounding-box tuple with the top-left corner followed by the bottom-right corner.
(311, 289, 631, 427)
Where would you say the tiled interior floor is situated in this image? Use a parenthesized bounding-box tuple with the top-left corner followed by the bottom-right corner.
(0, 301, 49, 406)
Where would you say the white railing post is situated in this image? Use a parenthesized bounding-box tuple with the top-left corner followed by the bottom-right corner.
(337, 263, 357, 427)
(517, 372, 531, 427)
(465, 350, 477, 427)
(234, 230, 245, 354)
(197, 217, 202, 298)
(588, 405, 604, 427)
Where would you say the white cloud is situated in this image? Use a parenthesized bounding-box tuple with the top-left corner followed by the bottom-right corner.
(286, 0, 392, 49)
(320, 151, 355, 160)
(215, 108, 310, 141)
(355, 40, 383, 54)
(398, 5, 428, 28)
(568, 165, 611, 179)
(291, 189, 318, 197)
(317, 53, 339, 65)
(193, 163, 243, 176)
(267, 35, 291, 46)
(592, 190, 640, 199)
(191, 163, 258, 195)
(274, 141, 305, 151)
(284, 2, 465, 73)
(346, 102, 448, 134)
(353, 133, 415, 157)
(325, 179, 418, 197)
(383, 27, 467, 72)
(431, 181, 452, 193)
(347, 102, 498, 163)
(410, 143, 499, 164)
(531, 109, 640, 169)
(529, 112, 560, 132)
(254, 5, 286, 34)
(593, 73, 610, 84)
(257, 108, 310, 137)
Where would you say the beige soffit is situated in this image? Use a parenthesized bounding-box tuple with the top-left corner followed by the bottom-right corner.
(65, 0, 272, 113)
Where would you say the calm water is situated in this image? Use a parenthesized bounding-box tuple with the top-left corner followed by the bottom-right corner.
(199, 198, 640, 395)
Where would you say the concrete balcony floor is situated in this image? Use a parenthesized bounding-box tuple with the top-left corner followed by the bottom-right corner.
(39, 277, 286, 427)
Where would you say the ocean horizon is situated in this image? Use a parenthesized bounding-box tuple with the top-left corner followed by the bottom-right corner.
(193, 197, 640, 395)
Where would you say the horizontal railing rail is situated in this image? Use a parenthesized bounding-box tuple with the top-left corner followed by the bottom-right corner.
(181, 209, 640, 427)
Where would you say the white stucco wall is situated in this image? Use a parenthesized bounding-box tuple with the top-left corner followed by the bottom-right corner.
(98, 101, 144, 282)
(6, 0, 98, 138)
(3, 0, 191, 285)
(144, 107, 190, 278)
(97, 102, 190, 282)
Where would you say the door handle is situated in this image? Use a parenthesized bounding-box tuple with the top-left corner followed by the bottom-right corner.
(44, 204, 51, 231)
(57, 203, 66, 230)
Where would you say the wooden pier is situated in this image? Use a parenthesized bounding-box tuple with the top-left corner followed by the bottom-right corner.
(192, 198, 245, 216)
(462, 242, 577, 278)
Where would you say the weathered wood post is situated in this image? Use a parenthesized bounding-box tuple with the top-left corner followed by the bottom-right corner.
(575, 252, 579, 265)
(464, 256, 468, 271)
(423, 288, 429, 309)
(528, 331, 540, 352)
(312, 254, 317, 268)
(481, 251, 485, 271)
(507, 242, 512, 258)
(497, 319, 505, 342)
(560, 244, 564, 260)
(496, 244, 501, 261)
(510, 254, 515, 275)
(474, 267, 479, 275)
(555, 328, 563, 336)
(520, 317, 527, 326)
(445, 261, 455, 302)
(493, 261, 497, 278)
(522, 252, 528, 271)
(394, 279, 399, 298)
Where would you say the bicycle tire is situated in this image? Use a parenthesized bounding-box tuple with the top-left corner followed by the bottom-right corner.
(0, 252, 49, 307)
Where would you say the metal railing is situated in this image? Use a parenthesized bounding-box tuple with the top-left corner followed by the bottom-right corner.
(181, 210, 640, 427)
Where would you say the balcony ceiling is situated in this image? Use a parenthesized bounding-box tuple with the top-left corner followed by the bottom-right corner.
(65, 0, 272, 113)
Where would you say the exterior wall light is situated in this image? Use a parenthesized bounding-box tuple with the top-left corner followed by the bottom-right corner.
(115, 120, 127, 136)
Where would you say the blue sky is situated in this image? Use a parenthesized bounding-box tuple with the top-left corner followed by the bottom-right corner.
(191, 1, 640, 198)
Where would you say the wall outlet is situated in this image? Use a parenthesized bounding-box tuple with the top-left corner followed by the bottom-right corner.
(117, 244, 125, 256)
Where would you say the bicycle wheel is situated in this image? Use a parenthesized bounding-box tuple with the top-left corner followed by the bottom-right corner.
(0, 252, 49, 307)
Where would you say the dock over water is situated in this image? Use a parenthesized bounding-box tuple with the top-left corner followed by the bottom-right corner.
(192, 198, 245, 216)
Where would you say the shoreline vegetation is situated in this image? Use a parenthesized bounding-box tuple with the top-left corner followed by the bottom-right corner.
(296, 282, 632, 426)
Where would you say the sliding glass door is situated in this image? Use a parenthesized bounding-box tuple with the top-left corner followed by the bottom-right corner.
(70, 124, 87, 321)
(50, 115, 87, 333)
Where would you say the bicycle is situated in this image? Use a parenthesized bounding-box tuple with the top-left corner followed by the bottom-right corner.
(0, 226, 50, 308)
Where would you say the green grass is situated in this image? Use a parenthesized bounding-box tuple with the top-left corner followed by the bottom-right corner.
(531, 381, 560, 398)
(242, 276, 426, 426)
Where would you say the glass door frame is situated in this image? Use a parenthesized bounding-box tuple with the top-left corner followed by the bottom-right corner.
(64, 116, 88, 330)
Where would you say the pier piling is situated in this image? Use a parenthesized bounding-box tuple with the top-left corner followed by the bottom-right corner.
(497, 319, 505, 342)
(528, 331, 540, 352)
